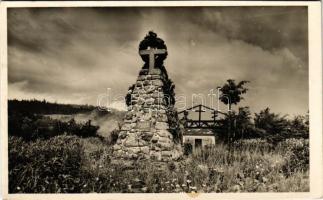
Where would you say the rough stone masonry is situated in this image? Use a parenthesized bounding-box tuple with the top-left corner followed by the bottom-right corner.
(113, 32, 183, 161)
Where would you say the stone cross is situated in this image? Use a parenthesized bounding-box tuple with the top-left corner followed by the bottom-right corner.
(139, 48, 166, 73)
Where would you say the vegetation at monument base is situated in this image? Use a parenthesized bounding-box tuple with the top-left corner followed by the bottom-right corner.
(8, 99, 309, 193)
(9, 136, 309, 193)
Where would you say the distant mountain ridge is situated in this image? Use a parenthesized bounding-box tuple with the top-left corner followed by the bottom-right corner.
(8, 99, 106, 115)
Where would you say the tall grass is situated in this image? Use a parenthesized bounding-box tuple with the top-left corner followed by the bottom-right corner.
(9, 136, 309, 193)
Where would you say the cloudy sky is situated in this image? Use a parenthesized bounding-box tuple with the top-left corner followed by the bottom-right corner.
(8, 7, 308, 116)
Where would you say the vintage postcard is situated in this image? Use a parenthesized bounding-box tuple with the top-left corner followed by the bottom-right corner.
(0, 1, 322, 200)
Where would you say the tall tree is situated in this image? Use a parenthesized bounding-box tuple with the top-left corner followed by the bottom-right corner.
(219, 79, 249, 111)
(234, 107, 254, 139)
(254, 107, 289, 142)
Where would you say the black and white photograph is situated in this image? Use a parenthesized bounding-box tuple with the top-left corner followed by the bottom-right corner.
(0, 2, 322, 197)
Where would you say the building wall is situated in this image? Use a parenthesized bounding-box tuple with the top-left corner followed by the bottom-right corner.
(183, 135, 215, 152)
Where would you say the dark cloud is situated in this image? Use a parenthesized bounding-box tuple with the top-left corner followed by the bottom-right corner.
(192, 7, 308, 63)
(8, 7, 308, 115)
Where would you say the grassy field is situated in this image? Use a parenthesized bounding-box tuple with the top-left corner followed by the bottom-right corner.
(9, 135, 309, 193)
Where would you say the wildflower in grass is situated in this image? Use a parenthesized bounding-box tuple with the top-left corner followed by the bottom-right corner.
(127, 184, 132, 190)
(190, 186, 197, 190)
(141, 187, 148, 192)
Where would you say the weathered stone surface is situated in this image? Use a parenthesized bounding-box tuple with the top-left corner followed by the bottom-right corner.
(119, 131, 127, 139)
(157, 142, 172, 150)
(144, 80, 152, 86)
(159, 109, 166, 114)
(138, 75, 146, 81)
(124, 136, 139, 147)
(151, 75, 161, 80)
(150, 151, 162, 161)
(142, 112, 152, 120)
(121, 123, 135, 131)
(151, 135, 159, 143)
(145, 86, 156, 93)
(112, 33, 182, 161)
(152, 92, 161, 98)
(125, 112, 134, 120)
(128, 147, 142, 154)
(150, 68, 162, 75)
(157, 113, 168, 122)
(140, 146, 150, 154)
(152, 80, 163, 87)
(161, 151, 172, 157)
(145, 98, 155, 105)
(158, 136, 170, 143)
(114, 144, 122, 151)
(135, 121, 151, 131)
(156, 130, 170, 137)
(155, 122, 169, 130)
(136, 81, 143, 87)
(141, 131, 154, 141)
(137, 98, 145, 105)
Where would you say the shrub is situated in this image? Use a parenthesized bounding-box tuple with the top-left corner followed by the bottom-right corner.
(277, 138, 309, 176)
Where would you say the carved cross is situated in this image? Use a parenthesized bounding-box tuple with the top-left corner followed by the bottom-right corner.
(139, 48, 166, 73)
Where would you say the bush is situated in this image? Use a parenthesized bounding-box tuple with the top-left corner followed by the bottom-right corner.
(277, 138, 309, 176)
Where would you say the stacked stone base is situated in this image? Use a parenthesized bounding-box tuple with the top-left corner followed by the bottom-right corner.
(113, 68, 182, 162)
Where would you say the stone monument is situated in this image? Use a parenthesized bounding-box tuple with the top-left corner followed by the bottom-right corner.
(113, 31, 182, 161)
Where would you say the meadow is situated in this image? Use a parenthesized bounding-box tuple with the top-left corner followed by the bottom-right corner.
(9, 135, 309, 193)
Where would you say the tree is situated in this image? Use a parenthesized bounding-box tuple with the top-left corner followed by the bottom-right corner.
(289, 114, 309, 138)
(254, 108, 290, 143)
(234, 107, 255, 139)
(219, 79, 249, 111)
(216, 107, 255, 142)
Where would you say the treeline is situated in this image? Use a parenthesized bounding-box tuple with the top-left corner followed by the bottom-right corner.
(8, 99, 97, 115)
(9, 112, 99, 140)
(216, 107, 309, 144)
(8, 99, 104, 140)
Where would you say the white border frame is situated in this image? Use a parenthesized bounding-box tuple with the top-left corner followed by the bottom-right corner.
(0, 1, 322, 200)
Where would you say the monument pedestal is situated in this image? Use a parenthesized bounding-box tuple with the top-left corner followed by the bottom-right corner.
(113, 68, 182, 161)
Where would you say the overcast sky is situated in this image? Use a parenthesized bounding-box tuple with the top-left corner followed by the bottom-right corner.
(8, 7, 308, 116)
